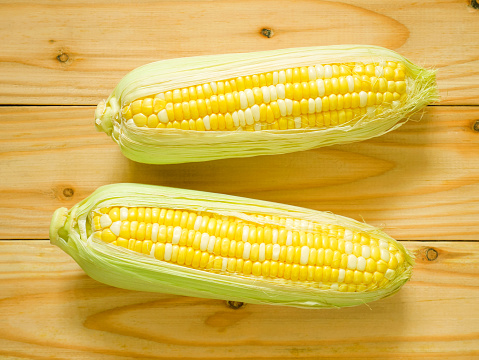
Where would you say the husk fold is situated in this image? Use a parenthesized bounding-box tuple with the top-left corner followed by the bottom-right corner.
(95, 45, 438, 164)
(50, 183, 414, 309)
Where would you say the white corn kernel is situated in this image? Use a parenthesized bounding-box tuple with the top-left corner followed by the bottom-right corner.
(203, 115, 211, 130)
(359, 91, 368, 107)
(245, 108, 254, 125)
(194, 216, 202, 231)
(272, 244, 281, 260)
(261, 86, 270, 103)
(232, 111, 239, 127)
(243, 242, 251, 259)
(164, 243, 172, 261)
(207, 236, 216, 252)
(362, 245, 371, 259)
(294, 117, 302, 129)
(120, 207, 128, 220)
(346, 75, 354, 92)
(172, 226, 182, 244)
(100, 214, 112, 228)
(272, 229, 279, 244)
(380, 249, 390, 262)
(269, 85, 278, 101)
(251, 104, 261, 122)
(300, 246, 310, 265)
(276, 84, 286, 99)
(286, 231, 293, 245)
(316, 79, 325, 97)
(315, 97, 322, 112)
(210, 82, 218, 94)
(238, 110, 246, 126)
(385, 268, 395, 280)
(272, 71, 279, 85)
(151, 223, 159, 242)
(239, 91, 248, 109)
(308, 66, 317, 80)
(347, 254, 358, 270)
(200, 233, 209, 251)
(158, 109, 169, 123)
(324, 65, 333, 78)
(357, 256, 366, 271)
(345, 241, 353, 254)
(315, 65, 325, 79)
(344, 229, 353, 241)
(242, 225, 250, 242)
(338, 268, 346, 283)
(245, 89, 255, 107)
(259, 243, 266, 262)
(110, 221, 121, 236)
(285, 99, 293, 115)
(308, 98, 316, 114)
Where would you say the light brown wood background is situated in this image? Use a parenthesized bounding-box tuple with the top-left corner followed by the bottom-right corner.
(0, 0, 478, 358)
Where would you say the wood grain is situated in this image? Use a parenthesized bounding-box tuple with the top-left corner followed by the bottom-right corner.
(1, 105, 478, 240)
(0, 0, 477, 105)
(0, 240, 478, 359)
(0, 1, 477, 358)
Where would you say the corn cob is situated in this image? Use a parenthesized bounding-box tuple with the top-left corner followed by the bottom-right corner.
(95, 45, 437, 164)
(50, 183, 414, 308)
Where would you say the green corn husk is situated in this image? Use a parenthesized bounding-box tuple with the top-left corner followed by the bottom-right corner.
(95, 45, 438, 164)
(50, 183, 414, 309)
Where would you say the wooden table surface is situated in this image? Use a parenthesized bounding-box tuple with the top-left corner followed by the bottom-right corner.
(1, 1, 478, 358)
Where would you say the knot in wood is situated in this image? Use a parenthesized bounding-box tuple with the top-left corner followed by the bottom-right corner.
(57, 52, 69, 63)
(473, 120, 479, 132)
(261, 28, 274, 38)
(63, 188, 74, 198)
(425, 248, 438, 261)
(471, 0, 479, 9)
(226, 300, 244, 309)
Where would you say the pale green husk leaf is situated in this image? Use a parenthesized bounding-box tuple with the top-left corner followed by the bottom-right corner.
(50, 183, 414, 309)
(95, 45, 438, 164)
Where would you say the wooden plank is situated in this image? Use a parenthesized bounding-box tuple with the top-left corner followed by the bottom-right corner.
(0, 0, 477, 105)
(0, 106, 479, 240)
(0, 240, 478, 359)
(0, 105, 478, 240)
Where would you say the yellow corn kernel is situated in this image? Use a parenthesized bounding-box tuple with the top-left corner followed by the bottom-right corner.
(384, 67, 394, 81)
(142, 240, 153, 255)
(101, 229, 116, 243)
(116, 237, 128, 248)
(154, 243, 165, 260)
(133, 113, 147, 127)
(396, 81, 407, 94)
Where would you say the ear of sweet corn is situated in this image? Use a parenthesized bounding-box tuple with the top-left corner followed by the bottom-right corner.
(95, 45, 437, 164)
(50, 183, 414, 309)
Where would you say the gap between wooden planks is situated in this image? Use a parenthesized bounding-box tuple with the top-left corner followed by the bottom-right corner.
(0, 240, 478, 359)
(0, 0, 477, 105)
(0, 105, 478, 240)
